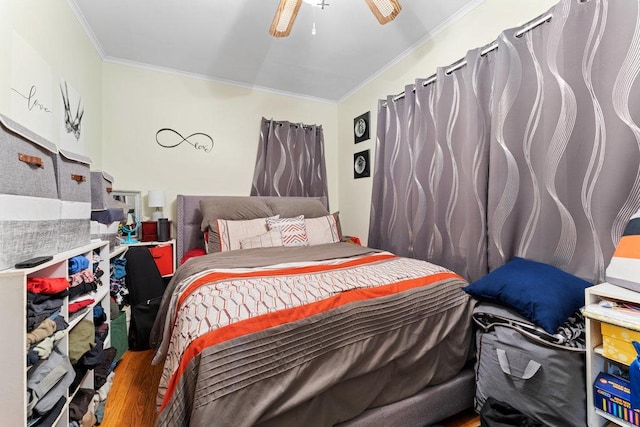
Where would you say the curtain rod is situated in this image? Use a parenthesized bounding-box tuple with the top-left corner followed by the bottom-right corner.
(264, 120, 319, 130)
(386, 11, 553, 105)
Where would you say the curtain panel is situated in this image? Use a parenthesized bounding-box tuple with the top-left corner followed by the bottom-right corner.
(251, 118, 329, 207)
(369, 49, 493, 282)
(370, 0, 640, 283)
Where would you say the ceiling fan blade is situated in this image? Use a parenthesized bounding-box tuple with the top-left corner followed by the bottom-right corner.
(365, 0, 402, 25)
(270, 0, 303, 37)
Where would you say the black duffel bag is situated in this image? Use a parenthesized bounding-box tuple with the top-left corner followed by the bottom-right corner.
(480, 397, 544, 427)
(129, 296, 162, 351)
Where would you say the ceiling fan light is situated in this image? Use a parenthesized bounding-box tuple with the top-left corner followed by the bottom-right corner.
(270, 0, 303, 37)
(365, 0, 402, 25)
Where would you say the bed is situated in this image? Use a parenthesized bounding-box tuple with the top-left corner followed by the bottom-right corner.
(150, 195, 475, 426)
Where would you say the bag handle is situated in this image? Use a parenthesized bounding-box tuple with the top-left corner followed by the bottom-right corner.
(18, 153, 43, 168)
(71, 173, 86, 183)
(496, 348, 541, 380)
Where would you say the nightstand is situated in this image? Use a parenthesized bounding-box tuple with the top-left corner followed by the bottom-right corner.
(121, 239, 176, 277)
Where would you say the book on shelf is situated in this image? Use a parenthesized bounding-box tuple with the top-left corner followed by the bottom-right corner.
(583, 302, 640, 331)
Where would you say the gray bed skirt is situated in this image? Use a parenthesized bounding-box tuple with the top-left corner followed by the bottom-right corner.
(338, 368, 475, 426)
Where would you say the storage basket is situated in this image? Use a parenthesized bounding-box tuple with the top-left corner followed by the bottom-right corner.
(149, 244, 173, 276)
(0, 114, 60, 270)
(91, 220, 121, 251)
(56, 149, 92, 252)
(91, 170, 114, 211)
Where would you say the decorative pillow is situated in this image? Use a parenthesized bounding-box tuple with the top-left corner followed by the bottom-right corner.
(199, 197, 273, 232)
(203, 231, 209, 254)
(463, 257, 592, 334)
(240, 229, 284, 249)
(266, 198, 329, 219)
(305, 213, 342, 245)
(266, 215, 309, 247)
(606, 207, 640, 292)
(212, 216, 278, 252)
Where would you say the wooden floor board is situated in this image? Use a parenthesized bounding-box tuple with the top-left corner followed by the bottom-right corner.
(101, 350, 479, 426)
(101, 350, 163, 427)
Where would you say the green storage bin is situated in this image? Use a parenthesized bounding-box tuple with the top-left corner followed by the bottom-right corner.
(110, 310, 128, 362)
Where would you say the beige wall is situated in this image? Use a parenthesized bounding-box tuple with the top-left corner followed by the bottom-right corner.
(0, 0, 103, 165)
(336, 0, 558, 244)
(2, 0, 338, 229)
(102, 63, 339, 223)
(3, 0, 560, 247)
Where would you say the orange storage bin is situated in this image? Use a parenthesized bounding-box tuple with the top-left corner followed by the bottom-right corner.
(149, 244, 173, 276)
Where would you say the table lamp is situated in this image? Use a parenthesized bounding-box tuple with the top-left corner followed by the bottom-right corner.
(148, 190, 165, 221)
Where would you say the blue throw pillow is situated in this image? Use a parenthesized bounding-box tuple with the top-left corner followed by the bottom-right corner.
(463, 257, 591, 333)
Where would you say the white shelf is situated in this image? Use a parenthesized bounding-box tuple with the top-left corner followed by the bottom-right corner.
(595, 409, 635, 427)
(586, 282, 640, 427)
(109, 245, 127, 259)
(50, 401, 68, 427)
(68, 304, 94, 330)
(587, 282, 640, 305)
(583, 304, 640, 332)
(0, 240, 113, 426)
(2, 240, 106, 277)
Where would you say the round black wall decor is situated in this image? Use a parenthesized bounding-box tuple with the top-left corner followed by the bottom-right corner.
(354, 149, 370, 179)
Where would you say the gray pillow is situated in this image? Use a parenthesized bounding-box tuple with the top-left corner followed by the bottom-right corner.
(266, 197, 329, 219)
(199, 197, 274, 232)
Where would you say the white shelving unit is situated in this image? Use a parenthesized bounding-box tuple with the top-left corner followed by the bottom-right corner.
(0, 239, 111, 426)
(584, 282, 640, 427)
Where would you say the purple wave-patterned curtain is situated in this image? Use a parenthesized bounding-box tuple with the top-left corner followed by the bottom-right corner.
(251, 118, 329, 207)
(368, 48, 492, 283)
(370, 0, 640, 284)
(487, 0, 640, 282)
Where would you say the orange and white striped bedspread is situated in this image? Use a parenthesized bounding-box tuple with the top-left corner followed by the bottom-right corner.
(151, 243, 473, 427)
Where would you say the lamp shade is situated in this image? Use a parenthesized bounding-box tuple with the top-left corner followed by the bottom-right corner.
(148, 190, 165, 208)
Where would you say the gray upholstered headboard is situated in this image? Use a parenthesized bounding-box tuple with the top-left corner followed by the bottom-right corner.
(176, 195, 328, 263)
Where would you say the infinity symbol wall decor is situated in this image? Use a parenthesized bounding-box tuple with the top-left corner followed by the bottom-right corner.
(155, 128, 214, 153)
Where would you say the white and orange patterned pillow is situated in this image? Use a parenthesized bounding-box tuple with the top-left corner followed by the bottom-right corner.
(305, 213, 341, 245)
(239, 229, 284, 249)
(266, 215, 309, 247)
(214, 216, 279, 252)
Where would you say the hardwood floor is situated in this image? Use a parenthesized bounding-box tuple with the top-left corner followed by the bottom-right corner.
(101, 350, 479, 426)
(441, 409, 480, 427)
(100, 350, 163, 427)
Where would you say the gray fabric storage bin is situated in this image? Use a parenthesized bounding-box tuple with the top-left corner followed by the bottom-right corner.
(56, 150, 91, 203)
(91, 171, 114, 211)
(474, 303, 586, 427)
(0, 115, 60, 270)
(56, 149, 92, 252)
(0, 114, 58, 198)
(91, 219, 121, 251)
(93, 233, 120, 250)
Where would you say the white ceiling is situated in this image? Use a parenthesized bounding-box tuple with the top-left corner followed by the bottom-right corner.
(68, 0, 480, 102)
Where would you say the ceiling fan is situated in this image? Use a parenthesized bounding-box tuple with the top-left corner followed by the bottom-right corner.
(269, 0, 402, 38)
